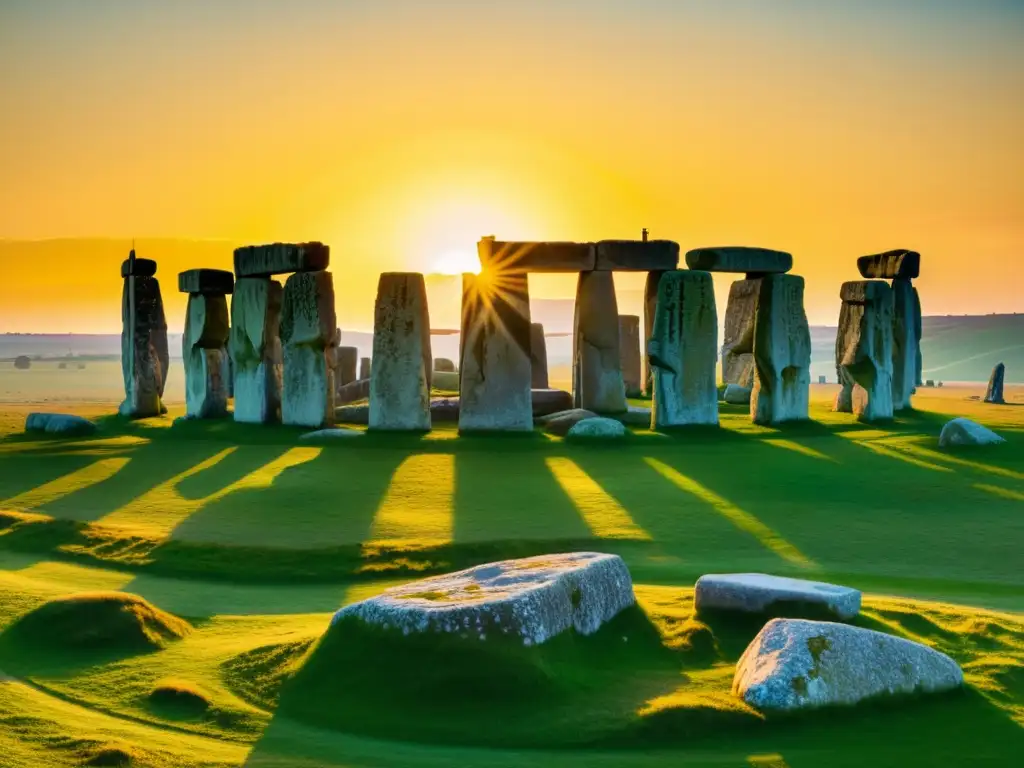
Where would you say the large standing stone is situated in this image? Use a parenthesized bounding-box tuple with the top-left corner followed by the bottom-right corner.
(359, 356, 371, 380)
(857, 249, 920, 280)
(231, 278, 283, 423)
(834, 281, 895, 422)
(647, 271, 719, 428)
(685, 247, 793, 276)
(618, 315, 642, 398)
(369, 273, 432, 431)
(913, 287, 923, 388)
(733, 618, 963, 712)
(529, 323, 549, 389)
(281, 271, 336, 428)
(891, 278, 918, 411)
(182, 294, 231, 419)
(233, 242, 330, 278)
(642, 271, 665, 395)
(721, 279, 759, 387)
(751, 275, 811, 425)
(573, 271, 627, 414)
(985, 363, 1006, 405)
(120, 272, 169, 418)
(695, 574, 861, 620)
(336, 346, 359, 387)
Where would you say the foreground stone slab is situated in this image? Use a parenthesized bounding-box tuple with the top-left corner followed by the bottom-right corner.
(281, 271, 336, 428)
(336, 346, 359, 387)
(574, 271, 627, 414)
(721, 279, 759, 387)
(183, 294, 231, 419)
(25, 413, 98, 436)
(299, 427, 365, 441)
(529, 323, 549, 389)
(539, 408, 598, 436)
(370, 273, 432, 431)
(695, 574, 861, 620)
(177, 269, 234, 296)
(939, 418, 1005, 448)
(648, 271, 719, 428)
(618, 315, 642, 397)
(891, 278, 918, 411)
(230, 278, 283, 423)
(857, 249, 920, 280)
(595, 240, 679, 271)
(566, 417, 627, 440)
(332, 552, 635, 646)
(985, 363, 1006, 405)
(532, 388, 574, 417)
(685, 247, 792, 275)
(477, 237, 595, 273)
(752, 275, 812, 425)
(834, 281, 894, 422)
(120, 274, 169, 418)
(121, 258, 157, 278)
(734, 618, 963, 713)
(234, 242, 330, 278)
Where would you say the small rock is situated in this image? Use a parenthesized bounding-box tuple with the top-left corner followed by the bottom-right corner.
(566, 417, 627, 440)
(695, 573, 861, 620)
(300, 427, 365, 441)
(539, 408, 598, 436)
(24, 413, 98, 436)
(939, 418, 1005, 448)
(724, 384, 752, 405)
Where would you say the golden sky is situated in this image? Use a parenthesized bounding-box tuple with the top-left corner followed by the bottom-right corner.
(1, 1, 1022, 333)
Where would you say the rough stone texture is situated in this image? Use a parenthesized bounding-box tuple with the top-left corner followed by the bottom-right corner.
(595, 240, 680, 272)
(335, 403, 369, 424)
(529, 323, 549, 389)
(332, 553, 635, 647)
(183, 294, 231, 419)
(478, 237, 595, 273)
(857, 249, 920, 281)
(733, 618, 963, 713)
(299, 427, 365, 441)
(891, 278, 918, 411)
(648, 271, 719, 428)
(459, 272, 534, 432)
(566, 416, 627, 440)
(121, 257, 157, 278)
(751, 275, 812, 425)
(432, 370, 460, 391)
(120, 275, 169, 418)
(538, 408, 598, 436)
(177, 269, 234, 295)
(369, 273, 432, 431)
(724, 384, 752, 405)
(337, 378, 371, 405)
(430, 397, 461, 422)
(722, 279, 760, 387)
(433, 357, 456, 373)
(643, 271, 665, 395)
(985, 363, 1006, 405)
(336, 346, 359, 387)
(573, 271, 627, 414)
(695, 574, 861, 620)
(939, 418, 1006, 448)
(685, 247, 793, 275)
(834, 281, 895, 422)
(613, 405, 653, 426)
(233, 242, 330, 278)
(230, 278, 283, 423)
(618, 315, 643, 397)
(532, 388, 575, 417)
(281, 271, 336, 428)
(359, 357, 371, 380)
(913, 288, 923, 388)
(25, 413, 98, 436)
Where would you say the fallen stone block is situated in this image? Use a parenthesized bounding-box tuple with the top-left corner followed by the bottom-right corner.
(566, 417, 627, 440)
(985, 363, 1006, 405)
(618, 315, 643, 397)
(939, 418, 1005, 448)
(695, 574, 861, 620)
(574, 271, 627, 414)
(234, 242, 330, 278)
(532, 388, 574, 417)
(733, 618, 962, 712)
(685, 247, 792, 275)
(430, 397, 460, 422)
(529, 323, 549, 389)
(25, 413, 98, 436)
(834, 281, 894, 422)
(857, 249, 920, 280)
(332, 552, 635, 646)
(433, 357, 456, 373)
(611, 404, 652, 426)
(177, 269, 234, 296)
(751, 274, 812, 425)
(337, 378, 370, 405)
(538, 408, 598, 436)
(724, 384, 752, 405)
(121, 258, 157, 278)
(477, 237, 595, 273)
(281, 271, 336, 428)
(595, 240, 679, 271)
(299, 427, 365, 441)
(230, 277, 283, 424)
(335, 403, 369, 424)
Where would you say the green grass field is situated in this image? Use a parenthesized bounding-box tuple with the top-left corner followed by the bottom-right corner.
(1, 386, 1022, 767)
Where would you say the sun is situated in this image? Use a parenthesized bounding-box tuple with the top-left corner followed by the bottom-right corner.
(430, 248, 481, 276)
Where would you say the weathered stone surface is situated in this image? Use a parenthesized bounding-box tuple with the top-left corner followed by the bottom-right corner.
(478, 237, 595, 273)
(120, 275, 169, 418)
(185, 294, 230, 350)
(432, 370, 460, 391)
(834, 281, 894, 422)
(695, 574, 861, 620)
(336, 346, 359, 387)
(529, 323, 549, 389)
(433, 357, 456, 373)
(233, 242, 330, 278)
(985, 363, 1006, 405)
(612, 404, 653, 426)
(281, 271, 336, 428)
(857, 249, 920, 280)
(648, 271, 719, 428)
(25, 413, 98, 436)
(121, 257, 157, 278)
(230, 278, 283, 423)
(913, 288, 923, 387)
(891, 278, 918, 411)
(595, 240, 679, 272)
(724, 384, 752, 405)
(818, 375, 827, 385)
(733, 618, 963, 712)
(751, 275, 812, 425)
(643, 271, 665, 395)
(538, 408, 598, 436)
(368, 273, 432, 431)
(459, 272, 533, 432)
(359, 357, 371, 380)
(532, 388, 575, 417)
(574, 271, 627, 414)
(299, 427, 365, 441)
(939, 418, 1005, 448)
(618, 315, 643, 397)
(337, 378, 370, 405)
(685, 247, 792, 275)
(332, 553, 635, 647)
(177, 269, 234, 296)
(566, 416, 627, 440)
(430, 397, 460, 422)
(335, 403, 369, 424)
(722, 279, 760, 387)
(183, 293, 231, 419)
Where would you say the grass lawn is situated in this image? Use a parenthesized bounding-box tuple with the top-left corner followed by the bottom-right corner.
(0, 385, 1022, 766)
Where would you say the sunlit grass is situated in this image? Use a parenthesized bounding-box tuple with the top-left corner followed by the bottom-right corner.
(546, 457, 651, 540)
(365, 454, 455, 550)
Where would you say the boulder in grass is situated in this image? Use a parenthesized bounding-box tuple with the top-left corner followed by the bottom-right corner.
(25, 413, 98, 436)
(335, 404, 369, 425)
(566, 416, 627, 440)
(938, 418, 1005, 448)
(733, 618, 963, 713)
(531, 388, 575, 417)
(724, 384, 752, 405)
(695, 574, 861, 620)
(300, 427, 365, 441)
(540, 408, 598, 436)
(611, 405, 652, 427)
(332, 552, 635, 647)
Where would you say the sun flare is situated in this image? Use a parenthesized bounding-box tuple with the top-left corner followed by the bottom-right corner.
(430, 249, 481, 276)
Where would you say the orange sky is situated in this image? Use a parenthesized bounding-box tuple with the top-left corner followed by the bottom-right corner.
(1, 1, 1022, 333)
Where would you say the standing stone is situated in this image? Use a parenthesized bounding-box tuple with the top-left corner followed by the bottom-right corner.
(529, 323, 549, 389)
(721, 279, 760, 387)
(642, 271, 665, 395)
(648, 271, 719, 428)
(231, 278, 283, 424)
(459, 271, 533, 432)
(369, 273, 432, 431)
(985, 363, 1006, 405)
(336, 346, 359, 387)
(618, 315, 643, 398)
(120, 271, 169, 419)
(573, 271, 627, 414)
(913, 287, 923, 388)
(751, 275, 812, 425)
(182, 294, 231, 419)
(281, 271, 336, 428)
(834, 281, 895, 422)
(359, 356, 371, 380)
(891, 278, 917, 411)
